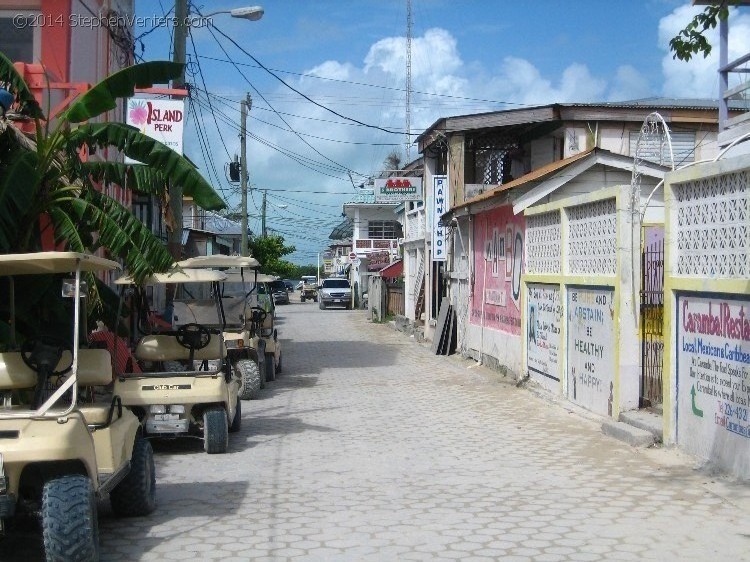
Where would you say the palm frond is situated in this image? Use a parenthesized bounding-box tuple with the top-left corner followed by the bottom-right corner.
(70, 122, 225, 210)
(65, 61, 183, 123)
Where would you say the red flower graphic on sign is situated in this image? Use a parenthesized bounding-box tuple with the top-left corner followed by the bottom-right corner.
(128, 101, 148, 126)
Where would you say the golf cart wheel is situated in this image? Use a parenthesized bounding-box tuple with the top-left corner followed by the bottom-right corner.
(110, 438, 156, 517)
(229, 397, 242, 433)
(236, 359, 261, 400)
(265, 352, 276, 382)
(42, 474, 99, 562)
(204, 407, 228, 454)
(300, 296, 305, 302)
(319, 300, 325, 310)
(276, 352, 282, 375)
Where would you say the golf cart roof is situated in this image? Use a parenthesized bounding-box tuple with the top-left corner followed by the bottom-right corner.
(0, 251, 121, 276)
(115, 268, 227, 285)
(177, 254, 260, 269)
(223, 271, 278, 283)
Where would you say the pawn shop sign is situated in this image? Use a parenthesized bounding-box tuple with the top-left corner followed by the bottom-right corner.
(126, 98, 185, 164)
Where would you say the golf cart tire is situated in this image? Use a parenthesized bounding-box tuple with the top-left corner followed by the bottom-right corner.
(300, 296, 305, 302)
(229, 397, 242, 433)
(319, 301, 325, 310)
(42, 474, 99, 562)
(110, 438, 156, 517)
(265, 352, 276, 382)
(236, 359, 261, 400)
(276, 352, 282, 375)
(204, 407, 228, 454)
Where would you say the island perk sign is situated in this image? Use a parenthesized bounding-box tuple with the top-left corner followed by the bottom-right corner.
(676, 294, 750, 468)
(374, 177, 421, 203)
(125, 98, 185, 164)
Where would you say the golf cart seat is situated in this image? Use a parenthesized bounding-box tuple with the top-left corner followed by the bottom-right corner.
(0, 352, 38, 390)
(134, 334, 226, 363)
(76, 348, 122, 428)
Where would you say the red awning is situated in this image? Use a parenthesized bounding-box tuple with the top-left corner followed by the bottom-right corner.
(378, 259, 403, 278)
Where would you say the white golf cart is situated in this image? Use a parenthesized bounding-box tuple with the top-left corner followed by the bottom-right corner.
(0, 252, 156, 561)
(112, 269, 241, 454)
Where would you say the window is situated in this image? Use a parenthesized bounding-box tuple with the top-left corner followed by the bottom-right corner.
(629, 131, 696, 166)
(0, 15, 36, 63)
(367, 220, 402, 239)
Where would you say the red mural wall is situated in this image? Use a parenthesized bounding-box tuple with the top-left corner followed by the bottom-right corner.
(471, 205, 525, 335)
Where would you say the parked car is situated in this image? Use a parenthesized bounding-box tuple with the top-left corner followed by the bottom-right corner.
(283, 279, 296, 292)
(269, 279, 290, 305)
(319, 278, 353, 309)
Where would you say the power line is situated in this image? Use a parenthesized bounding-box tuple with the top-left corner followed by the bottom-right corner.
(204, 24, 405, 137)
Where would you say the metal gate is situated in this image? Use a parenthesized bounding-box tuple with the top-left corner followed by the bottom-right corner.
(639, 233, 664, 407)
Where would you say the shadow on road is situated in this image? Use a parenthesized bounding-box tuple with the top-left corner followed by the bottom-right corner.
(0, 480, 251, 562)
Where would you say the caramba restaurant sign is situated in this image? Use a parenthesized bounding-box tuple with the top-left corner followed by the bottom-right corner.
(374, 177, 422, 203)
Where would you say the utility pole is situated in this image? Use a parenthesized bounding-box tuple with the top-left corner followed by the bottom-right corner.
(168, 0, 188, 260)
(240, 93, 251, 255)
(261, 189, 267, 237)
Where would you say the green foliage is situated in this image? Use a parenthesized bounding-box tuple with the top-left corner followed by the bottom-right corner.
(248, 235, 297, 277)
(669, 1, 732, 61)
(0, 59, 225, 286)
(0, 51, 43, 118)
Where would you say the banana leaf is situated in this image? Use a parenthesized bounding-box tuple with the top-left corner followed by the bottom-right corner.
(0, 149, 40, 251)
(66, 190, 174, 284)
(65, 61, 184, 123)
(70, 122, 225, 210)
(0, 51, 43, 118)
(81, 161, 170, 196)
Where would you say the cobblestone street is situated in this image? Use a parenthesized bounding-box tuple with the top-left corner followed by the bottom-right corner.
(4, 301, 749, 561)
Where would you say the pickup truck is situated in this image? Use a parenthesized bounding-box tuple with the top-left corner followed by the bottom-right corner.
(319, 278, 352, 310)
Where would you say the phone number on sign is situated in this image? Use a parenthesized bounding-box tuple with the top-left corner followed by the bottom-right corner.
(12, 13, 213, 29)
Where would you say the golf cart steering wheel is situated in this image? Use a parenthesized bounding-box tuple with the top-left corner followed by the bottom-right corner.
(21, 335, 74, 377)
(249, 306, 267, 323)
(176, 323, 212, 351)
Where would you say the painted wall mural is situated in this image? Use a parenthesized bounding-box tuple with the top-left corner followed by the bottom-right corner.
(527, 284, 562, 393)
(567, 287, 615, 416)
(677, 294, 750, 469)
(471, 205, 524, 335)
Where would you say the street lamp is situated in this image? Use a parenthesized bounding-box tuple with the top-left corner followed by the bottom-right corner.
(204, 6, 264, 20)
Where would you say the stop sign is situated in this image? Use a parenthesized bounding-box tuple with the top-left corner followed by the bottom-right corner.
(349, 252, 357, 261)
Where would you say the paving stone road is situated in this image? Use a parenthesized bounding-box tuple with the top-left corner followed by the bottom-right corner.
(3, 300, 749, 561)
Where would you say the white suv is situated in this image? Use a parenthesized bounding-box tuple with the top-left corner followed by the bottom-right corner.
(319, 278, 352, 310)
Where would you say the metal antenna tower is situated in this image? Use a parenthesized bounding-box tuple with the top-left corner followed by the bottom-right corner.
(405, 0, 412, 160)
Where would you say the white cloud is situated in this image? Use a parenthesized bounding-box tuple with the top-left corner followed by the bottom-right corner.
(659, 4, 750, 98)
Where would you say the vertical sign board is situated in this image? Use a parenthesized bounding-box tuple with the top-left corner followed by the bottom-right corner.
(432, 176, 448, 261)
(125, 98, 185, 164)
(567, 287, 615, 416)
(527, 284, 562, 393)
(677, 295, 750, 470)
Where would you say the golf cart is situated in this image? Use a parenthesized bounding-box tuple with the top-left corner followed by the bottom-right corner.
(176, 255, 267, 399)
(112, 268, 241, 454)
(221, 271, 283, 386)
(300, 275, 318, 302)
(0, 252, 156, 560)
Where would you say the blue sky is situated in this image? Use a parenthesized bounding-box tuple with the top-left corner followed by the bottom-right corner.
(134, 1, 750, 264)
